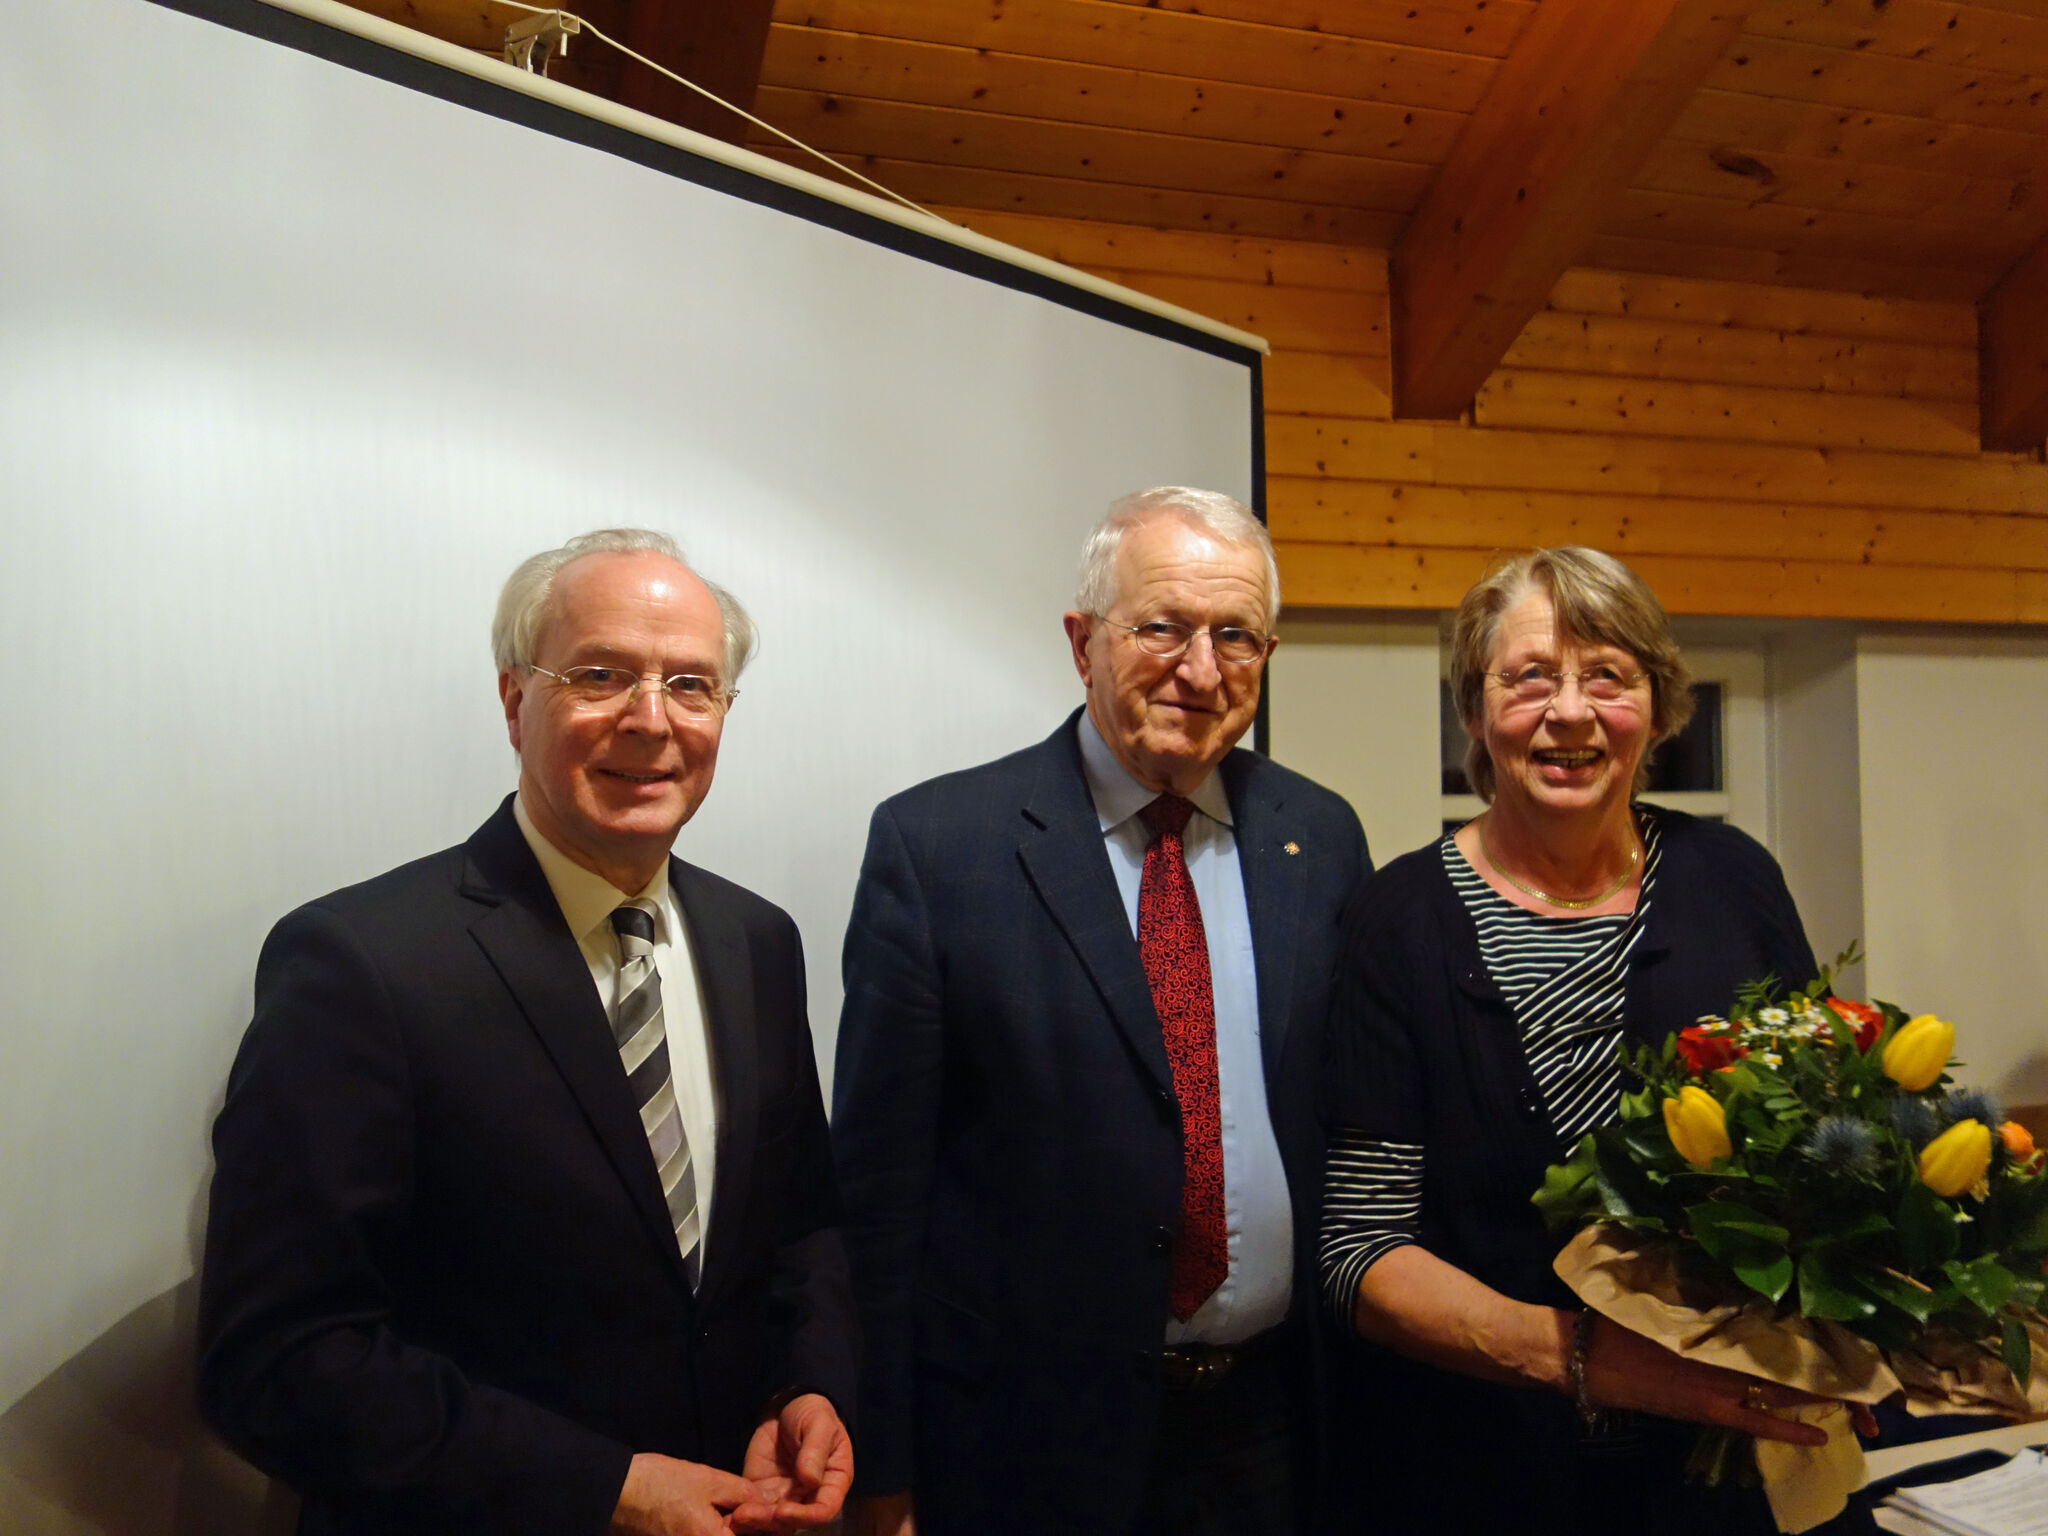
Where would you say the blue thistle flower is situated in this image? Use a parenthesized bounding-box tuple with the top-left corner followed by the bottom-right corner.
(1941, 1088, 2003, 1129)
(1891, 1096, 1939, 1148)
(1804, 1115, 1882, 1176)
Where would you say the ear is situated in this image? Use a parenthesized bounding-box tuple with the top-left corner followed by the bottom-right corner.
(1062, 611, 1095, 687)
(498, 669, 526, 752)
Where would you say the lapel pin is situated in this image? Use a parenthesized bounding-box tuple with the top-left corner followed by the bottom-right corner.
(1283, 841, 1300, 856)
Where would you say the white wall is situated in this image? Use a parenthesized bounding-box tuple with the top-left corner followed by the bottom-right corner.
(1769, 625, 1868, 998)
(1266, 614, 1442, 864)
(1857, 633, 2048, 1107)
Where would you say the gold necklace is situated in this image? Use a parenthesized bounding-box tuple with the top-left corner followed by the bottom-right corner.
(1478, 821, 1640, 911)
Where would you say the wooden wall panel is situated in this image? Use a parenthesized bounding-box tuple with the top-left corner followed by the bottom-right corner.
(932, 208, 2044, 624)
(758, 27, 1467, 164)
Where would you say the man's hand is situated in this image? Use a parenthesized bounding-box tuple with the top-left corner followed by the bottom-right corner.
(732, 1393, 854, 1533)
(610, 1452, 760, 1536)
(843, 1491, 916, 1536)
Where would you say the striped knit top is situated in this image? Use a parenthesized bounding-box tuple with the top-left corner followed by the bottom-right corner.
(1319, 812, 1664, 1325)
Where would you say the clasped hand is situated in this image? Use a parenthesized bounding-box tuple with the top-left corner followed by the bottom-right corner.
(611, 1393, 853, 1536)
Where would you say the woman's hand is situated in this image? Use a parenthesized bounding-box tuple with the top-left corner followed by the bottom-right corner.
(1580, 1312, 1878, 1445)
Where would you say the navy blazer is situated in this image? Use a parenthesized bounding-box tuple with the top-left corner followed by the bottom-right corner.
(833, 713, 1370, 1535)
(198, 798, 854, 1535)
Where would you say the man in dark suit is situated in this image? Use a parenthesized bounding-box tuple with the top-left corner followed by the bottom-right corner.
(833, 489, 1371, 1536)
(199, 529, 855, 1536)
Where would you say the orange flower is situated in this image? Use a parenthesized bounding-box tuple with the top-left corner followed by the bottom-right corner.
(1825, 996, 1884, 1052)
(1999, 1121, 2039, 1165)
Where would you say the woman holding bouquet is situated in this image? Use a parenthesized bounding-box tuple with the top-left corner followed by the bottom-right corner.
(1320, 548, 1850, 1534)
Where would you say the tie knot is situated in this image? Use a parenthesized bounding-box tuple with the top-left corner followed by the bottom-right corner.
(1140, 794, 1196, 842)
(611, 901, 657, 947)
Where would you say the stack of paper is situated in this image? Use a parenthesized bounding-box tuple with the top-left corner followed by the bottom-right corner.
(1878, 1448, 2048, 1536)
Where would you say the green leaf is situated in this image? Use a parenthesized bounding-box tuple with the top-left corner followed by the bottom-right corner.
(1689, 1200, 1791, 1265)
(1733, 1252, 1794, 1303)
(1943, 1257, 2019, 1317)
(1858, 1269, 1942, 1323)
(1798, 1254, 1878, 1322)
(1899, 1180, 1961, 1271)
(1808, 1212, 1894, 1250)
(2003, 1316, 2034, 1391)
(1534, 1139, 1599, 1230)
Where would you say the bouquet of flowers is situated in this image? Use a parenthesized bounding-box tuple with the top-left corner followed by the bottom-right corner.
(1534, 953, 2048, 1530)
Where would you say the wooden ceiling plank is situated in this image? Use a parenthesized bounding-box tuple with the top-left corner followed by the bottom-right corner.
(1268, 476, 2048, 569)
(1747, 0, 2048, 78)
(1504, 311, 1978, 400)
(617, 0, 778, 143)
(1608, 188, 2021, 275)
(1474, 369, 1982, 455)
(1545, 269, 1975, 346)
(928, 208, 1390, 288)
(1582, 233, 1991, 302)
(744, 146, 1407, 242)
(1266, 417, 2048, 510)
(760, 25, 1467, 164)
(1083, 0, 1536, 58)
(1276, 541, 2027, 622)
(774, 0, 1499, 112)
(1979, 232, 2048, 449)
(1675, 88, 2048, 184)
(1388, 0, 1760, 420)
(750, 88, 1434, 208)
(1636, 139, 2034, 227)
(1708, 34, 2048, 136)
(1263, 353, 1395, 418)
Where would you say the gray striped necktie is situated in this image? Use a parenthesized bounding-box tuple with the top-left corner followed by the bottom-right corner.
(610, 901, 701, 1288)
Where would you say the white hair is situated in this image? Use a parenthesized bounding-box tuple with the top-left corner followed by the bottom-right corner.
(491, 528, 757, 684)
(1073, 487, 1280, 629)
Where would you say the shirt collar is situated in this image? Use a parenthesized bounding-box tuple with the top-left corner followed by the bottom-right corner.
(1075, 708, 1233, 834)
(514, 791, 670, 943)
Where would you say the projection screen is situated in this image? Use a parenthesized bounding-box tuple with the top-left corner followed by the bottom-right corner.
(0, 0, 1262, 1413)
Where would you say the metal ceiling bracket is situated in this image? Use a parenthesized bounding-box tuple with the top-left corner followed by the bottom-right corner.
(504, 11, 580, 74)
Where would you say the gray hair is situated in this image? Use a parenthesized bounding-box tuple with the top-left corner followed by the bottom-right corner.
(491, 528, 758, 686)
(1448, 546, 1694, 802)
(1074, 487, 1281, 630)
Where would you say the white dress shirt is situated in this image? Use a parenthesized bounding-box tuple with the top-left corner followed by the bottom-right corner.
(1076, 713, 1293, 1345)
(515, 794, 720, 1243)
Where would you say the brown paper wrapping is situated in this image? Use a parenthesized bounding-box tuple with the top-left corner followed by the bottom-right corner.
(1554, 1225, 2048, 1533)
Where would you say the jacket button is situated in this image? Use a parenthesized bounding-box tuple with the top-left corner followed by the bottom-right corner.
(1153, 1226, 1173, 1255)
(1517, 1088, 1544, 1122)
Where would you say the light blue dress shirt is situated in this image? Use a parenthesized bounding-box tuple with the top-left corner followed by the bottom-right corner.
(1076, 711, 1294, 1346)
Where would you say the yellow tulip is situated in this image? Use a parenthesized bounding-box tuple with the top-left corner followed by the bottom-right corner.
(1918, 1119, 1993, 1198)
(1664, 1086, 1733, 1168)
(1883, 1014, 1955, 1092)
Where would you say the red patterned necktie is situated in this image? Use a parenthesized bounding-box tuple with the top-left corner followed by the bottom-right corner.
(1138, 794, 1227, 1322)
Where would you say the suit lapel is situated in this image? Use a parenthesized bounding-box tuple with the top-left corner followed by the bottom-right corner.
(460, 803, 698, 1298)
(1225, 754, 1306, 1081)
(1016, 721, 1174, 1096)
(670, 858, 758, 1306)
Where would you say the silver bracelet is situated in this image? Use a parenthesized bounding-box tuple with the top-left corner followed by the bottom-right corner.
(1568, 1309, 1606, 1434)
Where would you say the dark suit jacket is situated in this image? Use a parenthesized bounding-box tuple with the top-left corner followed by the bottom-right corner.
(198, 798, 854, 1536)
(832, 713, 1370, 1535)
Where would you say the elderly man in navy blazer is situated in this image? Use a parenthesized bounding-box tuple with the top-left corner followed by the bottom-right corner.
(834, 488, 1372, 1536)
(200, 529, 855, 1536)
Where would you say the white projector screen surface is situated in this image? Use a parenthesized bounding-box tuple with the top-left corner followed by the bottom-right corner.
(0, 0, 1258, 1413)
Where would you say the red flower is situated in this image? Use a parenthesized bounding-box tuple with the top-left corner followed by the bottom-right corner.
(1676, 1025, 1746, 1075)
(1826, 997, 1883, 1052)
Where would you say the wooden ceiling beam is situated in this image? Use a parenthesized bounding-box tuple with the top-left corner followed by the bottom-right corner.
(1980, 235, 2048, 454)
(615, 0, 776, 146)
(1388, 0, 1759, 420)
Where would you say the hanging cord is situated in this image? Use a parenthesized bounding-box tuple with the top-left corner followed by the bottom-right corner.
(483, 0, 938, 220)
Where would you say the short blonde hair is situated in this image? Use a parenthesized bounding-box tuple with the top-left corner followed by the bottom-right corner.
(1449, 547, 1694, 802)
